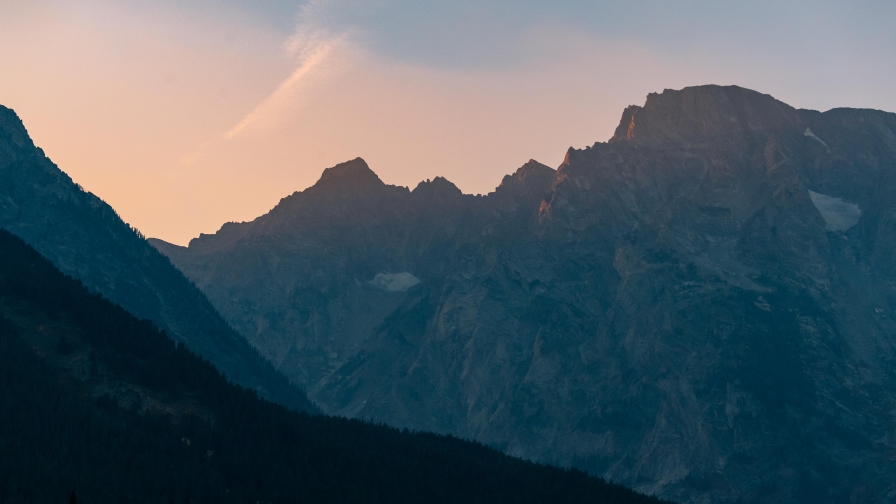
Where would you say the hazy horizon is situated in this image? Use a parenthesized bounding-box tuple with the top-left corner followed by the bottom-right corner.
(2, 0, 894, 245)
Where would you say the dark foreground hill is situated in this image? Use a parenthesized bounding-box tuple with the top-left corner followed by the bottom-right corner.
(152, 85, 896, 503)
(0, 105, 313, 411)
(0, 229, 663, 504)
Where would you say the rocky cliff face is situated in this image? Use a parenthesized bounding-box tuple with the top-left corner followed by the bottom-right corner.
(151, 85, 896, 503)
(0, 105, 314, 412)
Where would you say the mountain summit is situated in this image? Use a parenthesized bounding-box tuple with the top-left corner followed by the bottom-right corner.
(154, 86, 896, 503)
(610, 85, 803, 144)
(312, 157, 385, 192)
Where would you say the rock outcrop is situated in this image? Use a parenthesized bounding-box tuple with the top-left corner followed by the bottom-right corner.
(151, 85, 896, 503)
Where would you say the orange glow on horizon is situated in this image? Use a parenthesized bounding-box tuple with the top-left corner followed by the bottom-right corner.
(2, 2, 892, 245)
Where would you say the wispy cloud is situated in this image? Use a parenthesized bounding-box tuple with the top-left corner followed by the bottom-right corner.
(224, 0, 353, 140)
(225, 36, 341, 139)
(178, 6, 352, 167)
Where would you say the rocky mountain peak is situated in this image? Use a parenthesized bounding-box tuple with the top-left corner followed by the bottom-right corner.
(495, 159, 555, 198)
(610, 85, 804, 144)
(500, 159, 555, 185)
(0, 105, 36, 153)
(310, 157, 384, 193)
(412, 176, 463, 199)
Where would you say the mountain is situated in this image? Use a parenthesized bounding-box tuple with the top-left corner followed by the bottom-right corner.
(0, 229, 664, 504)
(150, 85, 896, 503)
(0, 105, 313, 412)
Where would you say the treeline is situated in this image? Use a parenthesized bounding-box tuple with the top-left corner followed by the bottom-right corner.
(0, 229, 669, 504)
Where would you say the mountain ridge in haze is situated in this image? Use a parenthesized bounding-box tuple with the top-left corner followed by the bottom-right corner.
(0, 104, 314, 412)
(152, 84, 896, 503)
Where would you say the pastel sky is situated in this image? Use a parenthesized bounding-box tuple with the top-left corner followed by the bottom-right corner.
(2, 0, 894, 244)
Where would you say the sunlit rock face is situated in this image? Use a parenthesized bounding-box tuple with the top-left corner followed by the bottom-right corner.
(152, 85, 896, 504)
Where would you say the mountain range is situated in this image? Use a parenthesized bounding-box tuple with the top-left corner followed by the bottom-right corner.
(151, 85, 896, 503)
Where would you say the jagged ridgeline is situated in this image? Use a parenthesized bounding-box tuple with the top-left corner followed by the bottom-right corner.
(0, 229, 664, 504)
(152, 86, 896, 503)
(0, 105, 313, 412)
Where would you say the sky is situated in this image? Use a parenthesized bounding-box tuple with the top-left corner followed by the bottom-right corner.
(1, 0, 894, 245)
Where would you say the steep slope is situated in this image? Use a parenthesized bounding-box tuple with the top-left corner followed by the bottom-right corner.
(0, 105, 313, 411)
(0, 229, 664, 504)
(152, 85, 896, 503)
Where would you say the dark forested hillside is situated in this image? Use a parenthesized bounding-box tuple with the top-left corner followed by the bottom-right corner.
(0, 229, 664, 504)
(0, 105, 312, 411)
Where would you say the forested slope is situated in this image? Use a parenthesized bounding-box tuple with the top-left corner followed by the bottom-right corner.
(0, 229, 665, 504)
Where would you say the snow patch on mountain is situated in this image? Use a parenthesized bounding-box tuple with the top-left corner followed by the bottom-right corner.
(808, 190, 861, 231)
(369, 272, 420, 292)
(804, 127, 829, 148)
